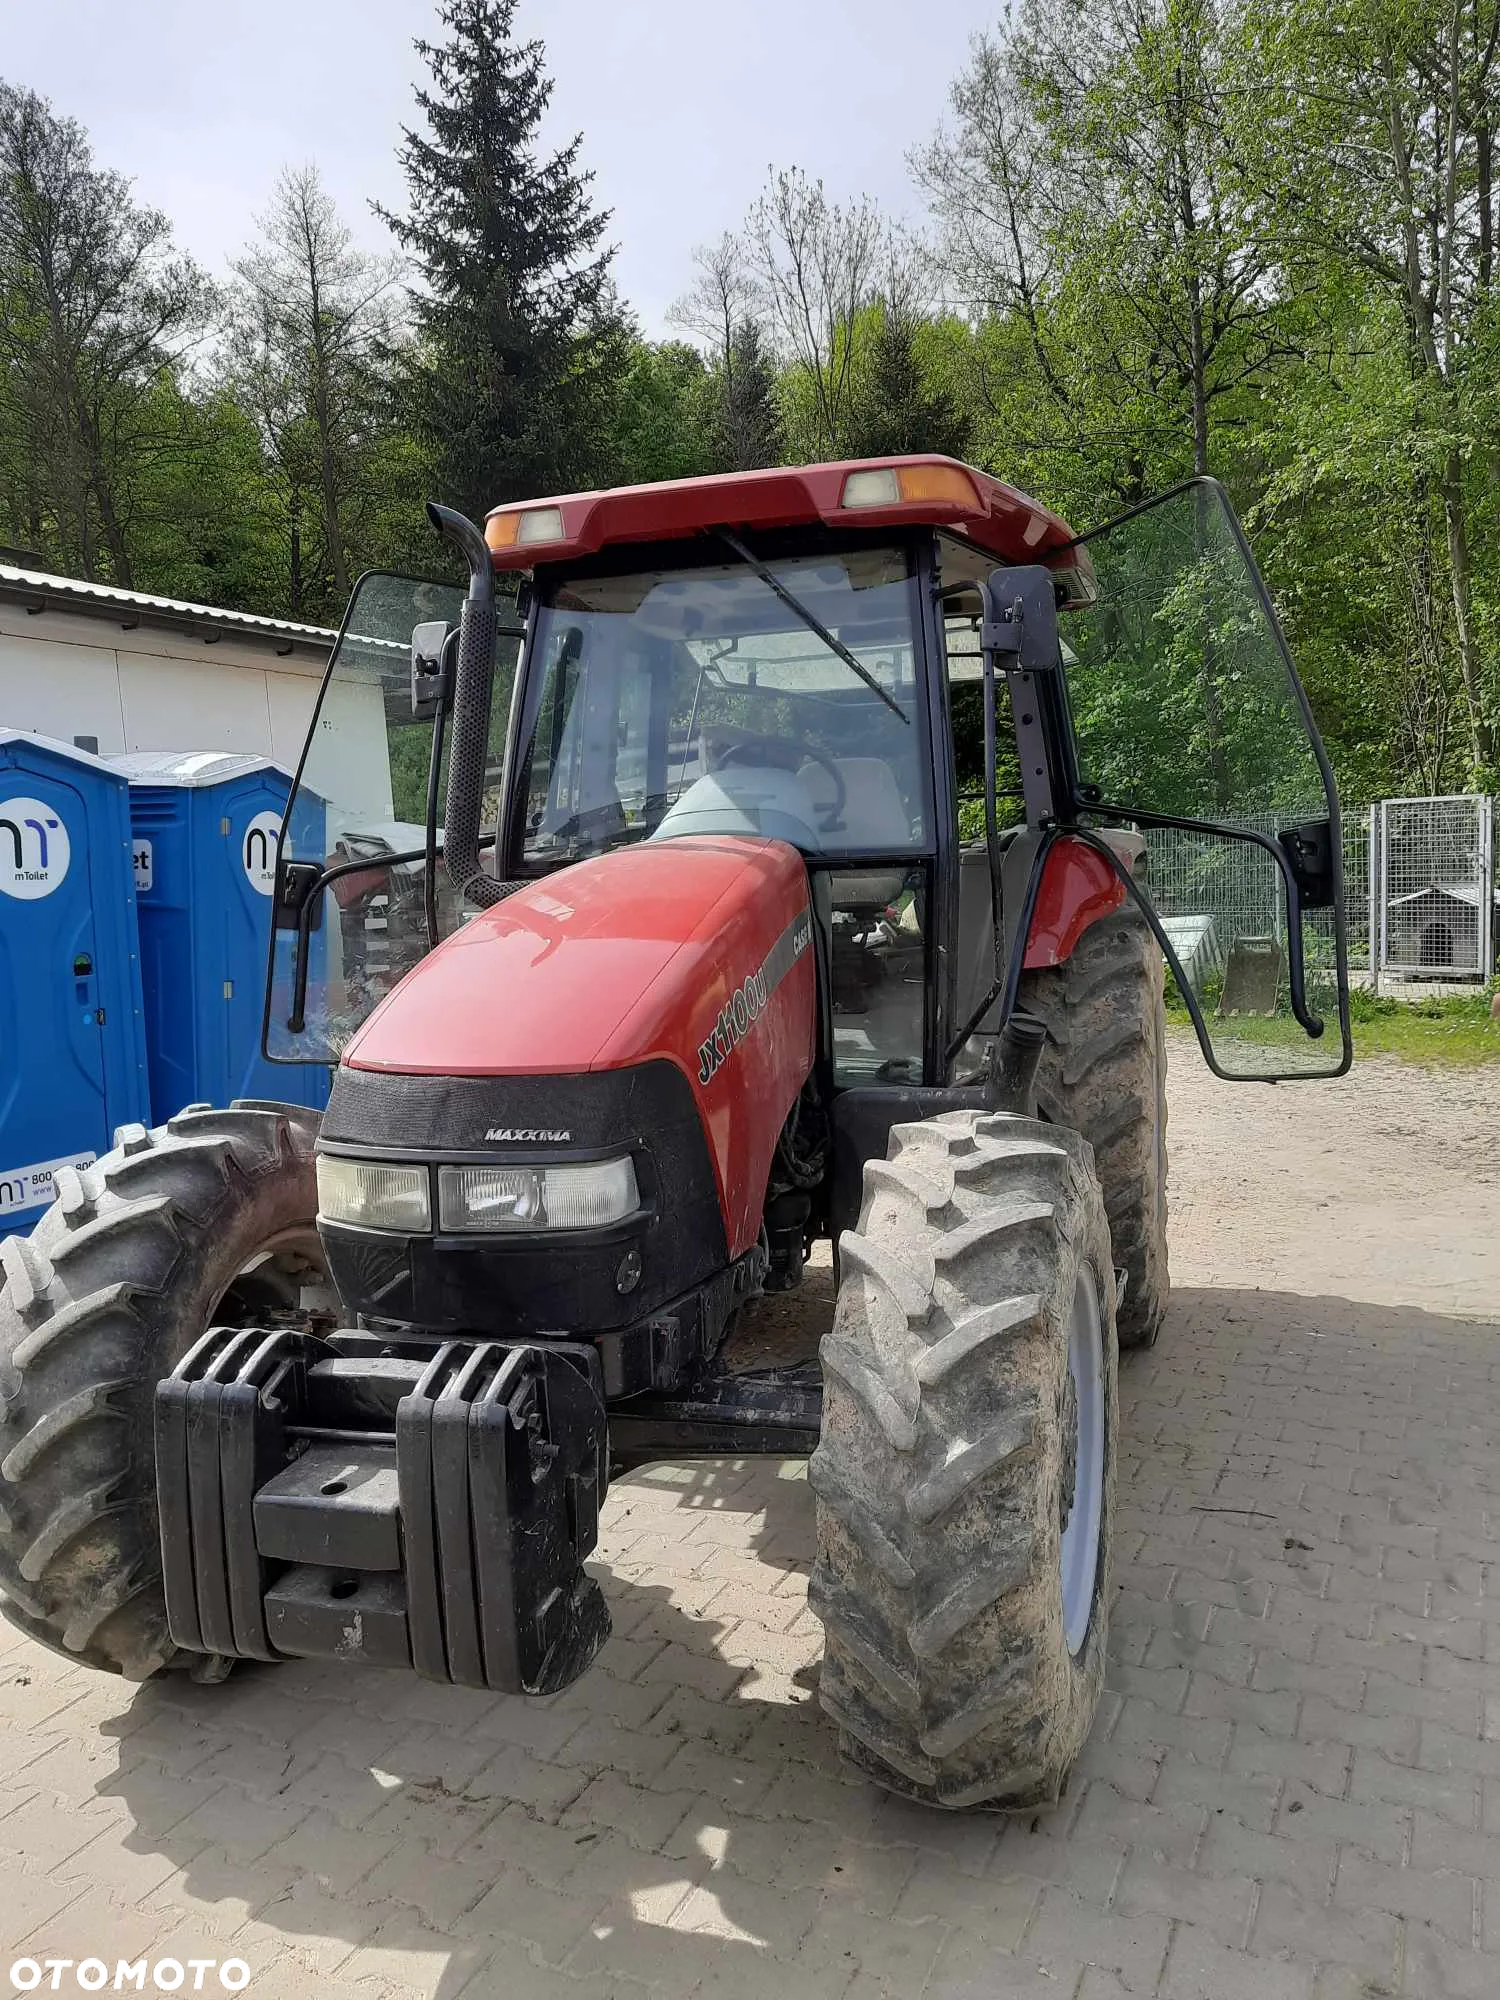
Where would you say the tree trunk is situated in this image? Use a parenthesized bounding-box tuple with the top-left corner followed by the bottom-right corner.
(93, 478, 134, 591)
(317, 435, 350, 603)
(288, 483, 304, 617)
(309, 358, 350, 602)
(1173, 59, 1229, 812)
(1438, 444, 1492, 774)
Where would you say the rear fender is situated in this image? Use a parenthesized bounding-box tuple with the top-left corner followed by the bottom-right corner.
(1022, 831, 1144, 970)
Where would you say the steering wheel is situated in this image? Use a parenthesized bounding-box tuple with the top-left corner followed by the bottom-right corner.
(710, 730, 848, 834)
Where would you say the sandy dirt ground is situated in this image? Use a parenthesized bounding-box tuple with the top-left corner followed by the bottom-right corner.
(1165, 1032, 1500, 1317)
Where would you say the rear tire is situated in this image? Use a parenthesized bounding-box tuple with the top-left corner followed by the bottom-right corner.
(0, 1103, 324, 1679)
(810, 1111, 1117, 1809)
(1019, 910, 1169, 1349)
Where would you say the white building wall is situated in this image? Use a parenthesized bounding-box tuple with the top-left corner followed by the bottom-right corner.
(0, 601, 392, 824)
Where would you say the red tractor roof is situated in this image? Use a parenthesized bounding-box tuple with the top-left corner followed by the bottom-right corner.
(483, 455, 1080, 574)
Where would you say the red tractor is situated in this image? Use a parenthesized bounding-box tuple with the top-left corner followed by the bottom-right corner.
(0, 457, 1349, 1809)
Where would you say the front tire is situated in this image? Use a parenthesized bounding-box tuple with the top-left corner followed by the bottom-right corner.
(0, 1103, 324, 1679)
(810, 1111, 1117, 1809)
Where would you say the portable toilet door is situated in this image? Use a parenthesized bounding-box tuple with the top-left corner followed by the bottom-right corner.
(117, 753, 329, 1122)
(0, 732, 150, 1238)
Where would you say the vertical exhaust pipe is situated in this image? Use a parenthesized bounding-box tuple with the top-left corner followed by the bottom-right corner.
(426, 501, 506, 909)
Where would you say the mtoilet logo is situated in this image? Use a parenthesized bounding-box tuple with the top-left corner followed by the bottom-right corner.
(241, 811, 282, 895)
(0, 797, 70, 900)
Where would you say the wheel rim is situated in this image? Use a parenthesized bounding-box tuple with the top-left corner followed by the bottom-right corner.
(1059, 1264, 1105, 1657)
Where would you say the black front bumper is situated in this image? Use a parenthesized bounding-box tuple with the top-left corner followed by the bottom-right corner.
(155, 1325, 610, 1695)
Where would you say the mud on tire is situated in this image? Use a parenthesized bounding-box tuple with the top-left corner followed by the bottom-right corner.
(0, 1103, 324, 1678)
(810, 1110, 1118, 1810)
(1019, 909, 1168, 1349)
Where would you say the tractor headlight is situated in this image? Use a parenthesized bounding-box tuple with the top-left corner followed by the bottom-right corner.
(438, 1156, 640, 1232)
(317, 1156, 432, 1233)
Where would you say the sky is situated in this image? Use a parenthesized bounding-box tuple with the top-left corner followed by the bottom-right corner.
(6, 0, 997, 336)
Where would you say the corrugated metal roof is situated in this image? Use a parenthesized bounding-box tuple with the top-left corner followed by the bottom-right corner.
(0, 563, 337, 652)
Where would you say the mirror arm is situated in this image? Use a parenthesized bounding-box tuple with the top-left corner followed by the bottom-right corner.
(944, 823, 1061, 1068)
(288, 891, 315, 1036)
(1061, 828, 1261, 1084)
(1064, 825, 1347, 1085)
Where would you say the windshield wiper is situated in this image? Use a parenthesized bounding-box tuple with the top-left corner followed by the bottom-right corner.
(715, 528, 909, 725)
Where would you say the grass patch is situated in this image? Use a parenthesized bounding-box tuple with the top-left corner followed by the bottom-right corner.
(1346, 985, 1500, 1067)
(1166, 981, 1500, 1065)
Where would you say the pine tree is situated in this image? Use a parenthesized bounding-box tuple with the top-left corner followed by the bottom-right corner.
(849, 302, 968, 460)
(377, 0, 624, 517)
(716, 319, 783, 470)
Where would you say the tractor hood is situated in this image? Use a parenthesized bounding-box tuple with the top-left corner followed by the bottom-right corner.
(338, 833, 817, 1260)
(342, 834, 814, 1081)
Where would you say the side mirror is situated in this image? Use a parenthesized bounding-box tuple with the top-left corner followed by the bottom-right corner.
(411, 619, 454, 720)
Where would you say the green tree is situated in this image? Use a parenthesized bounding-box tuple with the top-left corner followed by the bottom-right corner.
(746, 168, 889, 456)
(226, 164, 402, 615)
(847, 295, 969, 459)
(669, 233, 784, 469)
(377, 0, 627, 518)
(916, 1, 1306, 504)
(714, 317, 783, 469)
(0, 82, 212, 585)
(606, 338, 718, 483)
(1259, 0, 1500, 780)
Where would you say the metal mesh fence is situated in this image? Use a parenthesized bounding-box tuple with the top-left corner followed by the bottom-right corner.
(1373, 794, 1495, 981)
(1143, 811, 1304, 945)
(1343, 813, 1370, 970)
(1140, 800, 1492, 980)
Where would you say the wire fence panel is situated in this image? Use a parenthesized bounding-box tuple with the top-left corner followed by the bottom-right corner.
(1342, 812, 1370, 970)
(1145, 813, 1293, 945)
(1141, 800, 1492, 981)
(1373, 794, 1494, 981)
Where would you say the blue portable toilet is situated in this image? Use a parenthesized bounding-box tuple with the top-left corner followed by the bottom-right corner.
(116, 753, 329, 1122)
(0, 731, 151, 1238)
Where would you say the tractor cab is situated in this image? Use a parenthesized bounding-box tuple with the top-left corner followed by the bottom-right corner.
(265, 457, 1351, 1098)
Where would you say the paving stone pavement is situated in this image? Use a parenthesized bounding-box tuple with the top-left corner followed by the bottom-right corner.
(3, 1061, 1499, 1998)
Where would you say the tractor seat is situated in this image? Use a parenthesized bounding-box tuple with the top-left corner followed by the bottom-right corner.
(650, 766, 822, 849)
(799, 757, 913, 907)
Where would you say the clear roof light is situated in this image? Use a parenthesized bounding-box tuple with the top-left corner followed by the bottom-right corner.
(516, 506, 566, 545)
(841, 469, 902, 508)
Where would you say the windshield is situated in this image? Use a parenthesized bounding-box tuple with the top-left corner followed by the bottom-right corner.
(515, 546, 929, 866)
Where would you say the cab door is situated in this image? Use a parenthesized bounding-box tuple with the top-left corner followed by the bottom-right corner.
(1057, 477, 1351, 1080)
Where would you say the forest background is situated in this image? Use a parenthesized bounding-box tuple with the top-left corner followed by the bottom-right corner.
(2, 0, 1497, 805)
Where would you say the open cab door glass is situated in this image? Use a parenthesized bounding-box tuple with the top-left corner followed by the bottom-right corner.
(263, 571, 521, 1065)
(1063, 479, 1352, 1080)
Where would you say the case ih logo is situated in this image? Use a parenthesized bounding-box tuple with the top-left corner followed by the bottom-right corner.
(0, 796, 70, 901)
